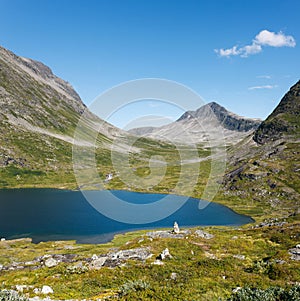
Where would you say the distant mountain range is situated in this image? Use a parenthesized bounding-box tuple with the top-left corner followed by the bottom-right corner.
(0, 44, 299, 217)
(129, 102, 261, 145)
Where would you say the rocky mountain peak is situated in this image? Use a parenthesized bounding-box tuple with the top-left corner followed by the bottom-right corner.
(253, 80, 300, 144)
(177, 102, 261, 132)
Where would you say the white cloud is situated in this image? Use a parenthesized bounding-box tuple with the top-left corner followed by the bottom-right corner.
(254, 30, 296, 47)
(214, 46, 240, 57)
(257, 75, 271, 79)
(240, 43, 262, 57)
(215, 29, 296, 58)
(248, 85, 278, 90)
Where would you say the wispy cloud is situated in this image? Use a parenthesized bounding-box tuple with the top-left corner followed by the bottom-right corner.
(248, 85, 278, 90)
(215, 30, 296, 58)
(257, 75, 271, 79)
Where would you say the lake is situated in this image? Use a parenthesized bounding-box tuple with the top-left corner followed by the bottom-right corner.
(0, 189, 253, 243)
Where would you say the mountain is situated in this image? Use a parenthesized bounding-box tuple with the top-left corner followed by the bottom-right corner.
(253, 80, 300, 144)
(222, 80, 300, 218)
(0, 46, 124, 188)
(129, 102, 261, 145)
(0, 46, 185, 189)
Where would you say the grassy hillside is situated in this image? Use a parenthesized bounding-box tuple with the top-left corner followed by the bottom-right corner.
(0, 219, 299, 301)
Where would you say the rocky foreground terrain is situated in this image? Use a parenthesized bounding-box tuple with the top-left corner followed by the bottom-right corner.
(0, 219, 299, 301)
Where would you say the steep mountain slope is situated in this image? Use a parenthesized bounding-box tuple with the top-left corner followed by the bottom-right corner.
(129, 102, 261, 146)
(222, 81, 300, 218)
(254, 80, 300, 144)
(0, 46, 189, 189)
(0, 46, 125, 187)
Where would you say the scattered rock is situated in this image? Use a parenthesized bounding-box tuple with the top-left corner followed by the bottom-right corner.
(253, 218, 287, 228)
(44, 258, 58, 268)
(41, 285, 53, 294)
(173, 221, 180, 234)
(67, 261, 88, 274)
(194, 230, 214, 239)
(158, 248, 172, 260)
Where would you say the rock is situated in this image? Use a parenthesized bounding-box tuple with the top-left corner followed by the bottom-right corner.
(194, 230, 214, 239)
(233, 254, 245, 260)
(158, 248, 172, 260)
(289, 246, 300, 261)
(275, 259, 286, 264)
(146, 230, 190, 239)
(15, 285, 27, 293)
(296, 244, 300, 249)
(91, 254, 98, 260)
(231, 236, 238, 240)
(170, 272, 177, 280)
(1, 238, 5, 241)
(232, 287, 242, 293)
(44, 257, 58, 268)
(41, 285, 53, 294)
(151, 260, 164, 265)
(108, 247, 152, 261)
(89, 257, 107, 269)
(33, 288, 40, 294)
(173, 221, 180, 234)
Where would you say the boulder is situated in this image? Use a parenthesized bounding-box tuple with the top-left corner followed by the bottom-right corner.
(91, 254, 98, 260)
(158, 248, 172, 260)
(89, 257, 107, 269)
(41, 285, 53, 294)
(289, 246, 300, 261)
(108, 247, 152, 261)
(44, 257, 58, 268)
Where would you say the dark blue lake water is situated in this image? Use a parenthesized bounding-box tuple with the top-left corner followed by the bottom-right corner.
(0, 189, 253, 243)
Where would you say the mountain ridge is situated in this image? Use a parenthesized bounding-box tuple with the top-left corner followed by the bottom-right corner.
(222, 80, 300, 217)
(129, 102, 261, 145)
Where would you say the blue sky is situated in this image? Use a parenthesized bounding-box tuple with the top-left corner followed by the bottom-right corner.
(1, 0, 299, 128)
